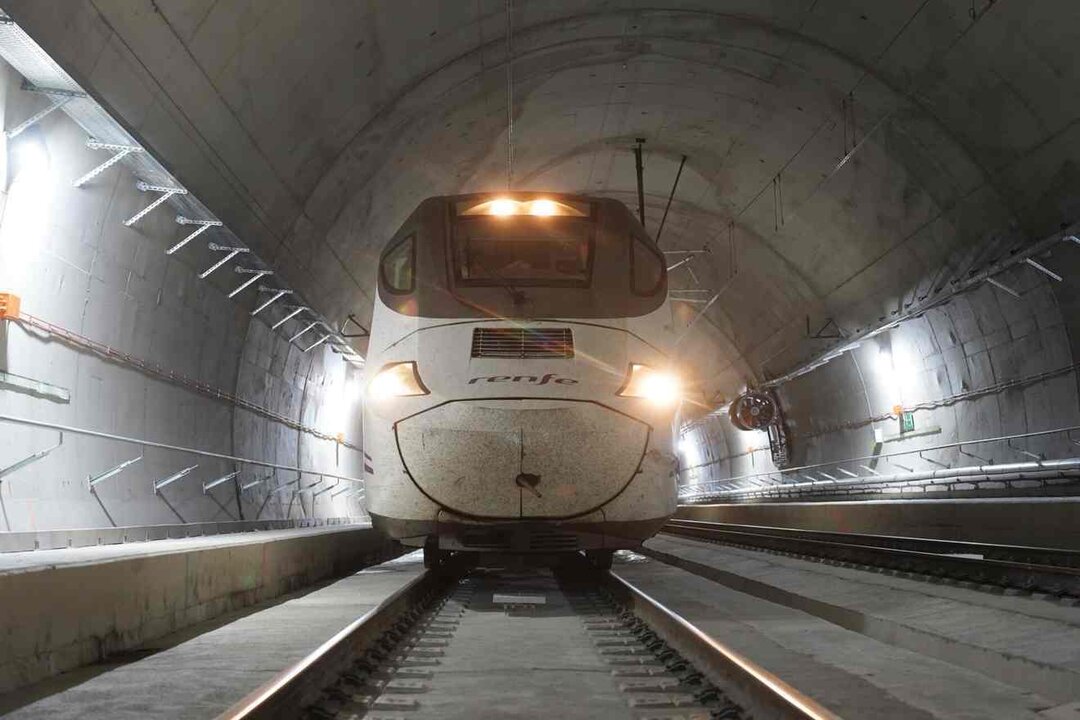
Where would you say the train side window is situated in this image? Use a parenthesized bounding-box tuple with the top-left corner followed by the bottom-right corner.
(381, 234, 415, 294)
(630, 235, 664, 296)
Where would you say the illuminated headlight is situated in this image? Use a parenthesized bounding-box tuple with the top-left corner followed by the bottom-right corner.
(616, 364, 681, 407)
(368, 362, 429, 399)
(457, 197, 589, 217)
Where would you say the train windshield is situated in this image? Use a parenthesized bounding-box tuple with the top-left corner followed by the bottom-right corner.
(452, 216, 592, 287)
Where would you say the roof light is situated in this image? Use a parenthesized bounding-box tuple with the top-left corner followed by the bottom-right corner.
(490, 198, 518, 216)
(457, 197, 589, 218)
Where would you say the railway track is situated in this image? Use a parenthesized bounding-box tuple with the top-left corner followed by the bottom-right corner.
(217, 557, 837, 720)
(663, 519, 1080, 598)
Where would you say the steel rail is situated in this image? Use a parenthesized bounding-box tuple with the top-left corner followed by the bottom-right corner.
(663, 519, 1080, 596)
(217, 570, 446, 720)
(607, 571, 841, 720)
(217, 558, 836, 720)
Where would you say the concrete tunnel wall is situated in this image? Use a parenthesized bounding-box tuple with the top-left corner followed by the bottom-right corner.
(679, 251, 1080, 492)
(0, 61, 366, 533)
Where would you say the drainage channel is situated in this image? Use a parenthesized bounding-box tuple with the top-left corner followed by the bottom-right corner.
(219, 559, 837, 720)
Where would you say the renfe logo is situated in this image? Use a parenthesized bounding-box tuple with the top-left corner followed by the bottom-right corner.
(468, 373, 578, 385)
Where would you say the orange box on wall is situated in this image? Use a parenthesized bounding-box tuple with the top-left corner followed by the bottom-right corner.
(0, 293, 21, 320)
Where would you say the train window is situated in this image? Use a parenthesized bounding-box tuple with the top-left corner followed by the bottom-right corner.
(380, 234, 415, 294)
(630, 235, 665, 296)
(452, 216, 592, 287)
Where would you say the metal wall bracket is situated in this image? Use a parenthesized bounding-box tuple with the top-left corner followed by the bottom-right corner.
(339, 314, 369, 338)
(73, 138, 144, 187)
(241, 475, 271, 491)
(1025, 257, 1062, 282)
(154, 464, 198, 493)
(200, 244, 250, 278)
(87, 454, 142, 490)
(0, 431, 62, 482)
(272, 306, 309, 330)
(203, 470, 240, 493)
(125, 182, 188, 226)
(20, 79, 86, 99)
(674, 293, 720, 345)
(6, 95, 68, 138)
(168, 215, 223, 255)
(807, 316, 844, 339)
(302, 333, 332, 353)
(229, 268, 271, 298)
(252, 287, 292, 316)
(986, 276, 1020, 298)
(289, 320, 321, 344)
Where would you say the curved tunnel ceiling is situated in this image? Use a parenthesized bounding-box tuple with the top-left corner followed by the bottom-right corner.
(7, 0, 1079, 404)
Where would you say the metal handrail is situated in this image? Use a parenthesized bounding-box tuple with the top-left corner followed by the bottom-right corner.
(680, 424, 1080, 496)
(0, 413, 366, 485)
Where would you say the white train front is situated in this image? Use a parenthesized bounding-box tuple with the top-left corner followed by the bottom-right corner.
(362, 193, 681, 566)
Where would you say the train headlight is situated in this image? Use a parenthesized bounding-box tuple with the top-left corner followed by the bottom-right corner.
(616, 364, 681, 407)
(369, 362, 430, 399)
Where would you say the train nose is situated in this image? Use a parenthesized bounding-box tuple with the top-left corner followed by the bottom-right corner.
(394, 400, 651, 518)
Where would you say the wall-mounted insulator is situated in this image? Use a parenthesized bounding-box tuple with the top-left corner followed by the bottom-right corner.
(168, 215, 223, 255)
(125, 181, 188, 226)
(73, 138, 144, 188)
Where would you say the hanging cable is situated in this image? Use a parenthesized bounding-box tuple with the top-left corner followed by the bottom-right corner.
(505, 0, 514, 190)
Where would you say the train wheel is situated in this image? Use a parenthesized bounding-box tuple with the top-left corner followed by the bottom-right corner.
(423, 538, 442, 569)
(586, 549, 614, 570)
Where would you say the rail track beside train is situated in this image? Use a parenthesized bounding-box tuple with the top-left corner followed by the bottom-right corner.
(662, 519, 1080, 598)
(217, 557, 837, 720)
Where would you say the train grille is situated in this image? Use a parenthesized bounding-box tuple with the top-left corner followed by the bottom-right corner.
(471, 327, 574, 359)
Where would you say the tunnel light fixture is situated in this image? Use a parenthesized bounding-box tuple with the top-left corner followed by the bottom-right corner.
(457, 197, 589, 218)
(8, 127, 50, 183)
(616, 364, 681, 407)
(369, 361, 430, 399)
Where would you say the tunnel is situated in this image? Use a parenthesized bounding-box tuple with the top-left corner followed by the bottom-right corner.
(0, 2, 1078, 718)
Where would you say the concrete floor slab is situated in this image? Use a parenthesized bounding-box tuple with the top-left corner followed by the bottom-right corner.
(641, 532, 1080, 705)
(614, 552, 1056, 719)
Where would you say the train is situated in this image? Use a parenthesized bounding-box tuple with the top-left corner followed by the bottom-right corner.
(361, 192, 681, 568)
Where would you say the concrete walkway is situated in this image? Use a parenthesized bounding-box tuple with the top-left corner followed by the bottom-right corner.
(3, 552, 423, 719)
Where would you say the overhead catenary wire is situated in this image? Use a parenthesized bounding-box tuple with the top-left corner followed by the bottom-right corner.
(505, 0, 514, 190)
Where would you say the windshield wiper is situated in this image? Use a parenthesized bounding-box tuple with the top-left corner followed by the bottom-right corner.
(474, 258, 528, 307)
